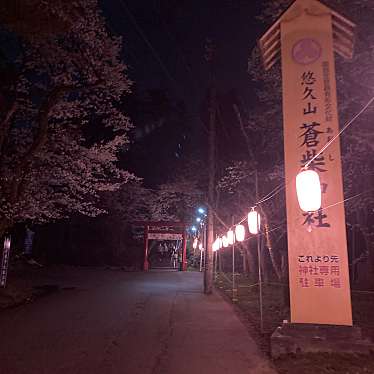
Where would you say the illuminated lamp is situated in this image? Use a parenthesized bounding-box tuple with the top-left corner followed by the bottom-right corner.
(212, 238, 220, 252)
(4, 237, 10, 250)
(248, 208, 261, 235)
(193, 238, 198, 250)
(235, 225, 245, 242)
(217, 237, 223, 249)
(222, 235, 229, 248)
(296, 169, 322, 212)
(227, 229, 235, 245)
(199, 243, 203, 251)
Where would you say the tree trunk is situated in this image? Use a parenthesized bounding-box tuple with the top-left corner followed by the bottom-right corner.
(0, 100, 17, 158)
(204, 85, 216, 294)
(246, 241, 257, 276)
(260, 236, 269, 283)
(0, 219, 11, 238)
(242, 247, 248, 274)
(203, 39, 216, 295)
(264, 223, 282, 280)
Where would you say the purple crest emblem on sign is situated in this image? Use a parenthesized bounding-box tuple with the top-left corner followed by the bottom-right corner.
(292, 38, 322, 65)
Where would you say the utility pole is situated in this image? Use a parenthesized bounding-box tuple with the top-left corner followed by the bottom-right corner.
(255, 169, 264, 333)
(204, 38, 216, 294)
(232, 215, 237, 302)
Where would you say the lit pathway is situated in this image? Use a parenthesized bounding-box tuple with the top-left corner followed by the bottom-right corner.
(0, 268, 276, 374)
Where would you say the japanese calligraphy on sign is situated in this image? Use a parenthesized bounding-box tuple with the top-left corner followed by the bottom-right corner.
(279, 0, 352, 325)
(298, 254, 342, 290)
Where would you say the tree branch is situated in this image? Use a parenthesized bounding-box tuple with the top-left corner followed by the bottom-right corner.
(10, 79, 104, 204)
(0, 99, 17, 157)
(233, 104, 256, 165)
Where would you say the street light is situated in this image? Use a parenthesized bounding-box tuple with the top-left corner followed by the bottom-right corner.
(196, 217, 202, 223)
(198, 207, 205, 215)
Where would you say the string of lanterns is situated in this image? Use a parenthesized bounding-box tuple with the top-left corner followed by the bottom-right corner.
(211, 208, 262, 251)
(209, 167, 322, 251)
(195, 94, 374, 252)
(191, 165, 322, 252)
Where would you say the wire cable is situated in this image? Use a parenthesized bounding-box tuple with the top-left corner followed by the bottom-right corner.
(257, 183, 286, 205)
(234, 182, 287, 226)
(217, 185, 374, 246)
(257, 183, 284, 204)
(323, 187, 374, 212)
(213, 95, 374, 239)
(243, 95, 374, 212)
(305, 95, 374, 168)
(118, 0, 181, 95)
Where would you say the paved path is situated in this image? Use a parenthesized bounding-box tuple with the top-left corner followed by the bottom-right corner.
(0, 268, 276, 374)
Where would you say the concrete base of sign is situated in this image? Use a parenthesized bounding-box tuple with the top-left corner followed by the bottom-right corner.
(271, 322, 374, 358)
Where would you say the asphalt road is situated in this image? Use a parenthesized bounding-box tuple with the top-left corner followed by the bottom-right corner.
(0, 268, 276, 374)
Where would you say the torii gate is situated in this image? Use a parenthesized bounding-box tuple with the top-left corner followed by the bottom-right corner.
(134, 221, 187, 271)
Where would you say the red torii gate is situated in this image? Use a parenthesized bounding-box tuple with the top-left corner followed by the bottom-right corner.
(134, 221, 187, 271)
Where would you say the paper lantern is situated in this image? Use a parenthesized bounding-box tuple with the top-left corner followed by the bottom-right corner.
(4, 237, 10, 250)
(227, 229, 235, 245)
(296, 169, 322, 212)
(235, 225, 245, 242)
(193, 238, 198, 249)
(222, 235, 229, 248)
(248, 209, 261, 234)
(212, 238, 220, 252)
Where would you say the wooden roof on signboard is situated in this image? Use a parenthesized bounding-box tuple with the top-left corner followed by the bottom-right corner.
(258, 0, 356, 70)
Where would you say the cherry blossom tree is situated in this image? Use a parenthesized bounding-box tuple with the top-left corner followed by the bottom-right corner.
(0, 0, 135, 235)
(149, 178, 202, 222)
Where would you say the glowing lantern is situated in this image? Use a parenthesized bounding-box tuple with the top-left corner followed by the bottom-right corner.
(296, 169, 322, 212)
(212, 238, 220, 252)
(227, 229, 235, 245)
(222, 235, 229, 248)
(199, 243, 203, 251)
(193, 238, 198, 249)
(248, 209, 261, 234)
(4, 237, 10, 250)
(235, 225, 245, 242)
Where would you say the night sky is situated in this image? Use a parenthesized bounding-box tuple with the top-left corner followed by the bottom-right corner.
(100, 1, 265, 184)
(102, 0, 263, 115)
